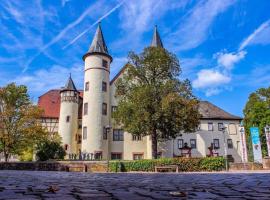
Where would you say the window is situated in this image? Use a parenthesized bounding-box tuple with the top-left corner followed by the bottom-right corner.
(94, 152, 102, 160)
(111, 153, 122, 160)
(84, 103, 88, 115)
(213, 139, 220, 149)
(190, 139, 197, 149)
(113, 129, 124, 141)
(227, 139, 233, 149)
(218, 123, 224, 131)
(102, 103, 107, 115)
(77, 135, 82, 144)
(85, 82, 89, 91)
(132, 135, 142, 141)
(66, 116, 70, 122)
(133, 153, 143, 160)
(64, 144, 68, 151)
(102, 59, 108, 68)
(83, 127, 87, 140)
(208, 122, 214, 131)
(103, 127, 107, 140)
(111, 106, 117, 113)
(177, 139, 184, 149)
(102, 82, 107, 92)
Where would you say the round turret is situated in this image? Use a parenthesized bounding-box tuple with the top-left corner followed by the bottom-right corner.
(81, 23, 111, 159)
(58, 76, 79, 155)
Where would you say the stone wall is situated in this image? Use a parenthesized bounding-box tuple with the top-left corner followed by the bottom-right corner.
(229, 162, 263, 170)
(0, 161, 108, 172)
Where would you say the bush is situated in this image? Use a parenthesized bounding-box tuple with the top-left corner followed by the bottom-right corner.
(36, 141, 66, 161)
(109, 157, 225, 172)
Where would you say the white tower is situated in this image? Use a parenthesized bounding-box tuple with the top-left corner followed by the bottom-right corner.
(81, 23, 112, 159)
(58, 75, 79, 155)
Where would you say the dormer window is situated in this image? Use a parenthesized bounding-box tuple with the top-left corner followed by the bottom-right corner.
(102, 59, 108, 68)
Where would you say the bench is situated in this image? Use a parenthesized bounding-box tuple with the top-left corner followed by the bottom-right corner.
(66, 164, 87, 172)
(155, 165, 179, 173)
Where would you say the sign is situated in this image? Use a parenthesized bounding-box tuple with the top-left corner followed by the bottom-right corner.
(250, 127, 263, 163)
(265, 126, 270, 157)
(239, 127, 248, 162)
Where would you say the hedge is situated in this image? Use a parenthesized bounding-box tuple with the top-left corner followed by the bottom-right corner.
(109, 157, 225, 172)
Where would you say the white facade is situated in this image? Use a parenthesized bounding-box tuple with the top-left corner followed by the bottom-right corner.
(39, 24, 244, 162)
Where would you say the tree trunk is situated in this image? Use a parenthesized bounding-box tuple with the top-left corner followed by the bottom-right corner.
(4, 151, 9, 162)
(152, 130, 158, 159)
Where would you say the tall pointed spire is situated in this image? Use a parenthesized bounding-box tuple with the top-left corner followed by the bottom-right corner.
(83, 22, 112, 61)
(151, 25, 163, 48)
(62, 75, 77, 91)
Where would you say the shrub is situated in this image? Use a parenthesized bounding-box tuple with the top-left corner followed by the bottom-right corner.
(36, 141, 66, 161)
(109, 157, 225, 172)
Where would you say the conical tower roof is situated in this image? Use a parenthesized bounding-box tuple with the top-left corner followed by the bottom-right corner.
(61, 75, 77, 92)
(83, 23, 112, 61)
(151, 25, 163, 48)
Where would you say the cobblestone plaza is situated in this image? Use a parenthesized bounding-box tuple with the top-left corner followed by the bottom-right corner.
(0, 171, 270, 199)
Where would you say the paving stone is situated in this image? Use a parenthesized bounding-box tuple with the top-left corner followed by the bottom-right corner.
(0, 171, 270, 199)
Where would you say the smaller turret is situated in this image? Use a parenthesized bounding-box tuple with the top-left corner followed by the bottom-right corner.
(58, 75, 79, 155)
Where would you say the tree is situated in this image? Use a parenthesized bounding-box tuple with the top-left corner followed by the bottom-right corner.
(0, 83, 48, 162)
(36, 140, 66, 161)
(113, 47, 201, 159)
(243, 87, 270, 160)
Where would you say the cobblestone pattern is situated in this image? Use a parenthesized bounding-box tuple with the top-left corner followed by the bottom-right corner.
(0, 171, 270, 199)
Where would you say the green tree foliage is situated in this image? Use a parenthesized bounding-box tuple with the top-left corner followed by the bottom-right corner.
(36, 140, 66, 161)
(0, 83, 48, 161)
(113, 47, 201, 159)
(243, 87, 270, 159)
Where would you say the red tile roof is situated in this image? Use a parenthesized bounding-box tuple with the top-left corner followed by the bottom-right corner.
(38, 89, 83, 119)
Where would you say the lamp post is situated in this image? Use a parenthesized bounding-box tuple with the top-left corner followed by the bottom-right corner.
(221, 126, 228, 171)
(264, 125, 270, 157)
(105, 125, 112, 172)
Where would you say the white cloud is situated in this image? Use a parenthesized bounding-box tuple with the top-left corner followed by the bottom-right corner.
(23, 0, 110, 72)
(215, 50, 247, 69)
(15, 65, 83, 99)
(112, 0, 189, 50)
(168, 0, 235, 51)
(192, 69, 231, 89)
(205, 88, 221, 97)
(239, 19, 270, 50)
(63, 1, 124, 49)
(110, 57, 128, 77)
(180, 56, 209, 78)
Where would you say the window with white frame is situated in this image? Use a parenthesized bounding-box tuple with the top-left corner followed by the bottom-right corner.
(208, 122, 214, 131)
(190, 139, 197, 149)
(177, 139, 184, 149)
(227, 139, 233, 149)
(113, 129, 124, 141)
(213, 139, 220, 149)
(218, 123, 224, 131)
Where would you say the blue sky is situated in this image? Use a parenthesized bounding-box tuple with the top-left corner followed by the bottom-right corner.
(0, 0, 270, 117)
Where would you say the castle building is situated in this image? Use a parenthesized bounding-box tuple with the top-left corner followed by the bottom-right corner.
(38, 24, 244, 162)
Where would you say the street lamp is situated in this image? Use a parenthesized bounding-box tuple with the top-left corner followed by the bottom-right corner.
(105, 125, 112, 172)
(221, 125, 228, 171)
